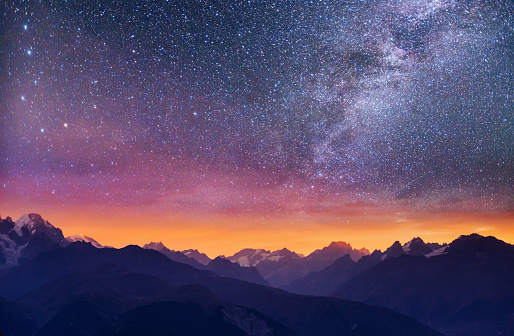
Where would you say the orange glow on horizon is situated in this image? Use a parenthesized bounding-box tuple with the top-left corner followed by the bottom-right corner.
(3, 203, 512, 258)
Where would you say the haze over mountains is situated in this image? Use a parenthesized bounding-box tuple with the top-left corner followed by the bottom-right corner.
(1, 213, 513, 336)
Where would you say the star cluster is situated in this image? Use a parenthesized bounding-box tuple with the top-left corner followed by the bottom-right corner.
(2, 0, 513, 244)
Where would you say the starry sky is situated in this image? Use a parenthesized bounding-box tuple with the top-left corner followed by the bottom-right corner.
(2, 0, 513, 256)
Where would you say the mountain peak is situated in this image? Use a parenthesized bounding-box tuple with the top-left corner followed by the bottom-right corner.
(66, 235, 103, 248)
(410, 237, 424, 244)
(181, 249, 211, 265)
(14, 213, 53, 236)
(383, 241, 404, 259)
(455, 233, 485, 243)
(328, 241, 352, 250)
(143, 242, 169, 251)
(275, 248, 302, 259)
(448, 234, 514, 256)
(402, 237, 434, 256)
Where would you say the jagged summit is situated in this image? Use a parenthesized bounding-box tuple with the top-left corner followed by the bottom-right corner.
(143, 242, 168, 251)
(381, 238, 447, 260)
(402, 237, 434, 256)
(328, 241, 352, 249)
(454, 233, 485, 243)
(227, 247, 302, 268)
(182, 249, 212, 265)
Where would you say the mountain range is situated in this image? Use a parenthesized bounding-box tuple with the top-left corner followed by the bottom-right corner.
(0, 213, 512, 336)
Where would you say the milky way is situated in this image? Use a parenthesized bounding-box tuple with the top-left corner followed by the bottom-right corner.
(2, 0, 513, 239)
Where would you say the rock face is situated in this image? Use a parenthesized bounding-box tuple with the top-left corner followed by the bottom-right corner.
(0, 214, 68, 267)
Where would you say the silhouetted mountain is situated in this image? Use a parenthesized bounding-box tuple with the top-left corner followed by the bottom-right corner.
(379, 237, 445, 260)
(382, 240, 403, 259)
(206, 257, 268, 286)
(0, 241, 218, 299)
(143, 242, 205, 268)
(333, 234, 514, 336)
(182, 248, 212, 265)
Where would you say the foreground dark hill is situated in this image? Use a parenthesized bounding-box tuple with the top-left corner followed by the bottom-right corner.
(333, 234, 514, 336)
(0, 241, 443, 336)
(0, 242, 218, 299)
(197, 277, 443, 336)
(15, 270, 295, 336)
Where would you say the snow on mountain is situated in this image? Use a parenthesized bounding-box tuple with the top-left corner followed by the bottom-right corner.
(227, 248, 271, 267)
(402, 240, 412, 253)
(425, 245, 449, 258)
(227, 248, 301, 267)
(14, 213, 55, 236)
(381, 238, 447, 260)
(182, 249, 212, 265)
(66, 234, 104, 248)
(0, 214, 68, 268)
(382, 241, 403, 260)
(228, 243, 369, 287)
(235, 255, 250, 267)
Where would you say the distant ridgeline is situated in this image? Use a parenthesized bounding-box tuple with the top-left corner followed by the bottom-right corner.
(1, 213, 513, 336)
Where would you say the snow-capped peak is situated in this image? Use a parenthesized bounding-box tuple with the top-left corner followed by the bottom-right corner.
(14, 213, 53, 236)
(13, 214, 32, 236)
(66, 234, 103, 248)
(402, 240, 412, 253)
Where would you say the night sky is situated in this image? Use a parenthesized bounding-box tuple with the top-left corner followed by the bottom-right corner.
(2, 0, 513, 255)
